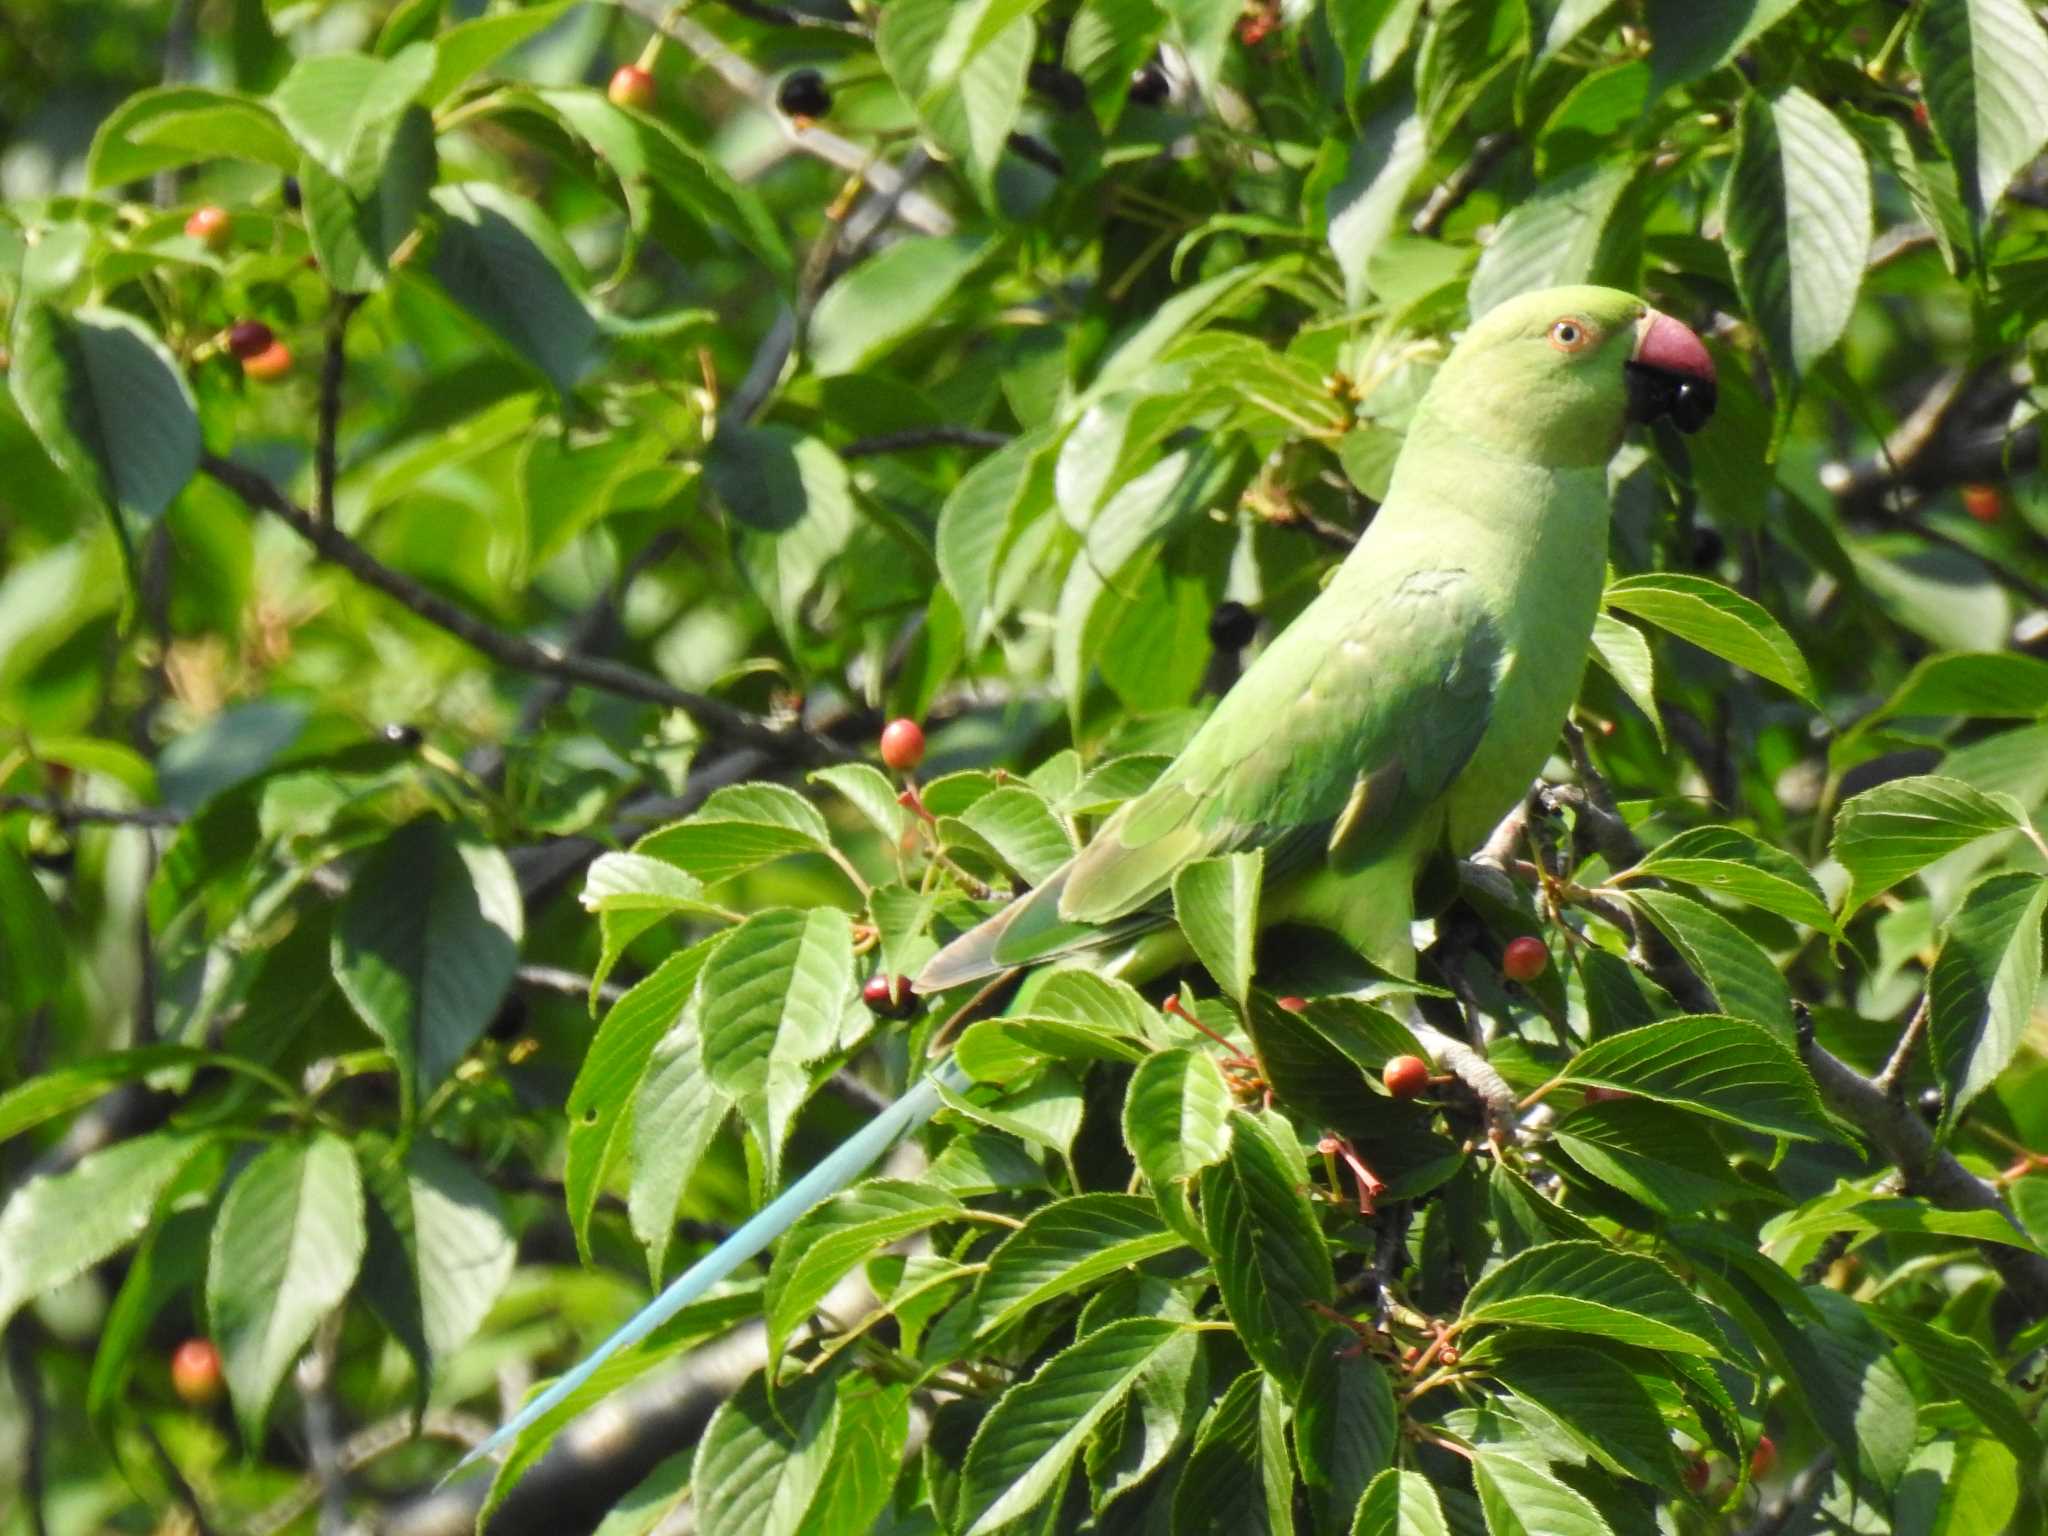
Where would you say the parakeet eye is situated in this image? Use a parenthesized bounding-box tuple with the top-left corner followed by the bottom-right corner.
(1548, 319, 1592, 352)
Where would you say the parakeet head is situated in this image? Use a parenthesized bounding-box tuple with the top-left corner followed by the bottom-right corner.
(1426, 286, 1717, 467)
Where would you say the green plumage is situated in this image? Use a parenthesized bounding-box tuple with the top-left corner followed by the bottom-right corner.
(916, 286, 1672, 992)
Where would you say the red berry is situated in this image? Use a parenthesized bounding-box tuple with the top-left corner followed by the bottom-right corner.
(184, 205, 232, 249)
(1276, 995, 1308, 1013)
(608, 64, 657, 110)
(225, 320, 274, 360)
(1749, 1435, 1776, 1479)
(171, 1338, 224, 1406)
(1912, 99, 1930, 128)
(241, 340, 293, 381)
(863, 973, 916, 1018)
(1961, 484, 2002, 523)
(1382, 1054, 1430, 1099)
(1583, 1085, 1631, 1104)
(1502, 936, 1549, 983)
(880, 718, 926, 773)
(1682, 1455, 1711, 1494)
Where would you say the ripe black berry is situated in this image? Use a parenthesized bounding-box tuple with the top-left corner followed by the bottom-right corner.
(1690, 525, 1726, 570)
(864, 973, 917, 1019)
(382, 723, 424, 749)
(1128, 62, 1169, 107)
(1917, 1086, 1943, 1122)
(1207, 601, 1257, 651)
(777, 69, 832, 120)
(281, 175, 302, 210)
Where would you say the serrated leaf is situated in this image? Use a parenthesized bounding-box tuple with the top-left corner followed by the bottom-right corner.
(1475, 1339, 1684, 1486)
(1469, 160, 1631, 319)
(1911, 0, 2048, 234)
(580, 850, 723, 1004)
(209, 1134, 366, 1442)
(1645, 0, 1802, 89)
(1551, 1098, 1781, 1217)
(10, 304, 199, 546)
(1625, 888, 1792, 1034)
(949, 785, 1075, 885)
(628, 995, 729, 1280)
(566, 936, 726, 1259)
(332, 819, 522, 1121)
(958, 1316, 1189, 1534)
(1351, 1468, 1452, 1536)
(429, 182, 596, 396)
(1587, 613, 1663, 745)
(87, 86, 298, 185)
(1876, 651, 2048, 721)
(1865, 1308, 2039, 1465)
(1471, 1447, 1615, 1536)
(876, 0, 1035, 202)
(1926, 872, 2048, 1132)
(1173, 851, 1262, 1004)
(1723, 88, 1871, 381)
(301, 108, 435, 294)
(1763, 1194, 2039, 1256)
(270, 44, 435, 192)
(1616, 825, 1836, 934)
(423, 1, 574, 105)
(635, 782, 836, 885)
(1123, 1047, 1234, 1190)
(809, 235, 987, 376)
(1604, 573, 1815, 702)
(973, 1193, 1183, 1339)
(692, 1370, 840, 1536)
(699, 907, 854, 1186)
(1203, 1111, 1335, 1396)
(1297, 1328, 1398, 1536)
(766, 1179, 963, 1368)
(1327, 108, 1426, 306)
(1561, 1014, 1832, 1140)
(809, 763, 913, 845)
(1829, 774, 2028, 916)
(936, 425, 1057, 647)
(1172, 1368, 1293, 1535)
(0, 1131, 206, 1332)
(1461, 1240, 1723, 1356)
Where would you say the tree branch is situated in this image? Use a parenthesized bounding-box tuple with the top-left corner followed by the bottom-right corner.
(0, 796, 184, 827)
(840, 425, 1011, 460)
(1412, 132, 1518, 239)
(314, 292, 364, 526)
(200, 455, 846, 765)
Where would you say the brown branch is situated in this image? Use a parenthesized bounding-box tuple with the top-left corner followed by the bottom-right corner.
(0, 795, 184, 827)
(5, 1325, 49, 1536)
(200, 455, 846, 765)
(713, 0, 864, 31)
(1412, 132, 1518, 239)
(314, 292, 364, 525)
(1822, 363, 2035, 522)
(1873, 994, 1929, 1097)
(516, 964, 627, 1008)
(840, 425, 1011, 460)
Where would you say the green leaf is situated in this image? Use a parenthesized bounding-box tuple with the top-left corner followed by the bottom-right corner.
(876, 0, 1036, 201)
(1173, 851, 1262, 1004)
(1474, 1338, 1684, 1486)
(803, 1379, 911, 1536)
(1926, 873, 2048, 1132)
(580, 851, 723, 1004)
(628, 992, 730, 1280)
(714, 427, 859, 643)
(1327, 109, 1427, 307)
(1560, 1015, 1833, 1140)
(947, 785, 1076, 885)
(1764, 1194, 2039, 1256)
(1604, 573, 1816, 702)
(1469, 160, 1631, 319)
(0, 1131, 206, 1332)
(957, 1317, 1189, 1534)
(0, 841, 66, 1013)
(1297, 1328, 1398, 1536)
(9, 304, 200, 545)
(1910, 0, 2048, 234)
(936, 425, 1057, 646)
(209, 1133, 367, 1442)
(1471, 1447, 1615, 1536)
(301, 108, 435, 294)
(699, 907, 854, 1186)
(1830, 774, 2029, 917)
(422, 1, 573, 105)
(973, 1193, 1184, 1339)
(270, 43, 436, 193)
(1351, 1468, 1452, 1536)
(331, 819, 522, 1121)
(1616, 825, 1837, 935)
(1551, 1098, 1782, 1218)
(428, 182, 596, 396)
(1203, 1111, 1336, 1396)
(1587, 613, 1663, 745)
(809, 763, 913, 845)
(359, 1137, 513, 1394)
(766, 1179, 963, 1367)
(1723, 88, 1871, 381)
(1864, 1308, 2040, 1466)
(1123, 1047, 1234, 1189)
(636, 782, 837, 885)
(0, 1044, 253, 1145)
(565, 936, 725, 1261)
(1172, 1368, 1293, 1536)
(87, 87, 298, 185)
(692, 1370, 840, 1536)
(809, 235, 987, 376)
(1645, 0, 1802, 89)
(1876, 651, 2048, 721)
(1624, 888, 1792, 1034)
(1461, 1240, 1724, 1356)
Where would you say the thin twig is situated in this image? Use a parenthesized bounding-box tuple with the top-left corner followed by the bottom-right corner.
(201, 454, 845, 764)
(840, 426, 1011, 459)
(713, 0, 865, 30)
(314, 293, 364, 525)
(1412, 132, 1518, 238)
(4, 1325, 48, 1536)
(1873, 994, 1930, 1097)
(1738, 1450, 1836, 1536)
(0, 795, 184, 827)
(298, 1313, 349, 1534)
(517, 963, 628, 1008)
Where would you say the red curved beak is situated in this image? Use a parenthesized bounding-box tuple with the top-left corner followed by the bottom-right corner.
(1626, 310, 1717, 433)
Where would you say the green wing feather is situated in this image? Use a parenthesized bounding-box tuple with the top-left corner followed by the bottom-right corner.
(1057, 566, 1504, 923)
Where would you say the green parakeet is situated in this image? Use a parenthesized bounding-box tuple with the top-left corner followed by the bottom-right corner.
(916, 285, 1716, 991)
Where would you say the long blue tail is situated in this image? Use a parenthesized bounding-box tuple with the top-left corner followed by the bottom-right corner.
(449, 1056, 974, 1478)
